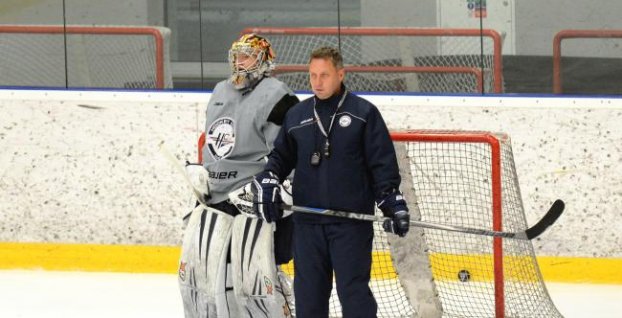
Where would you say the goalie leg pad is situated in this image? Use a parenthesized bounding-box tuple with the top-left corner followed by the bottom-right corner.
(178, 206, 239, 318)
(231, 214, 293, 317)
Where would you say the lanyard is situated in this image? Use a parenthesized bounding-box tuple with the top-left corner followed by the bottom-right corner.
(312, 91, 348, 158)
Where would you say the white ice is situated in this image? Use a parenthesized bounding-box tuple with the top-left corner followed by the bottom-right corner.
(0, 270, 620, 318)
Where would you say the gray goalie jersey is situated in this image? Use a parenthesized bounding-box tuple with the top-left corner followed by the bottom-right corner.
(202, 77, 297, 203)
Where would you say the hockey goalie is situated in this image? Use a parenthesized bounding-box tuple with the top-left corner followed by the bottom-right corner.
(177, 33, 300, 318)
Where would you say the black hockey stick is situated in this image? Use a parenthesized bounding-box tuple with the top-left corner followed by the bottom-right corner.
(162, 149, 565, 240)
(285, 200, 565, 240)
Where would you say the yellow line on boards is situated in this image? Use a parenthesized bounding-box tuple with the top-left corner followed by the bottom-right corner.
(1, 242, 621, 284)
(0, 242, 180, 273)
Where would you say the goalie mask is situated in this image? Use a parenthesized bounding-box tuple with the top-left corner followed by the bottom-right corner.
(228, 33, 275, 90)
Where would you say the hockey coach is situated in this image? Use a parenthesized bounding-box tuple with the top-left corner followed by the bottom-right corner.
(252, 46, 411, 318)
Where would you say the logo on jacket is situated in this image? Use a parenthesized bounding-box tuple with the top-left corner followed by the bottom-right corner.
(339, 115, 352, 127)
(207, 117, 235, 160)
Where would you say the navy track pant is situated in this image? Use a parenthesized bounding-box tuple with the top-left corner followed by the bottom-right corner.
(293, 221, 377, 318)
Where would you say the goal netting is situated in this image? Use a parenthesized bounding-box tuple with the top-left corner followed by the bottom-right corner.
(0, 25, 172, 89)
(242, 27, 503, 93)
(388, 130, 563, 318)
(198, 129, 563, 318)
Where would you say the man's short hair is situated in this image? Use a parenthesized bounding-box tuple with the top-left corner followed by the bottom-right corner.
(309, 46, 344, 69)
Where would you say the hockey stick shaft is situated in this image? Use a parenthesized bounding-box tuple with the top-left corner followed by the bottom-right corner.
(285, 200, 564, 240)
(160, 146, 565, 240)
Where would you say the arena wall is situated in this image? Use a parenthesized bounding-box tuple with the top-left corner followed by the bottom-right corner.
(1, 89, 621, 283)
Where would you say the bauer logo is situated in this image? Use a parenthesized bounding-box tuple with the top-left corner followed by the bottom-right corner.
(207, 117, 235, 160)
(339, 115, 352, 127)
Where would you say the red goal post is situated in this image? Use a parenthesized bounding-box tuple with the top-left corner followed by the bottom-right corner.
(0, 25, 170, 89)
(242, 27, 504, 93)
(553, 29, 622, 94)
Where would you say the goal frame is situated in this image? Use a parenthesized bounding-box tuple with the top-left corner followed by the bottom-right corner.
(274, 65, 484, 93)
(0, 24, 167, 89)
(553, 29, 622, 94)
(241, 26, 504, 93)
(195, 129, 561, 318)
(393, 130, 506, 317)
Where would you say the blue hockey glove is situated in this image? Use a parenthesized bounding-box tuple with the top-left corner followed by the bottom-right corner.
(251, 171, 283, 223)
(377, 190, 410, 237)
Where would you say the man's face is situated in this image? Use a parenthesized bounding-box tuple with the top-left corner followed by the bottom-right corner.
(309, 58, 344, 100)
(235, 52, 258, 72)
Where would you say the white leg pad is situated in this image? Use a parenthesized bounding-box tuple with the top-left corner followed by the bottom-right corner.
(178, 206, 238, 318)
(231, 214, 293, 317)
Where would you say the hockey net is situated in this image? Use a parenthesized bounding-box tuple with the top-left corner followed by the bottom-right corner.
(198, 130, 562, 318)
(242, 27, 503, 93)
(390, 130, 563, 318)
(0, 25, 172, 89)
(553, 29, 622, 93)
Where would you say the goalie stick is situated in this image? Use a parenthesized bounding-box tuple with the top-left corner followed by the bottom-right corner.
(284, 201, 564, 240)
(159, 141, 209, 207)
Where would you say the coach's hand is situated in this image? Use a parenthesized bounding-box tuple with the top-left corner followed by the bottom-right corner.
(378, 190, 410, 237)
(251, 171, 283, 223)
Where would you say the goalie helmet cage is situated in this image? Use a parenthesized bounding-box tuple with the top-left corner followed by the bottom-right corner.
(553, 29, 622, 94)
(0, 24, 172, 89)
(196, 130, 563, 318)
(241, 27, 503, 94)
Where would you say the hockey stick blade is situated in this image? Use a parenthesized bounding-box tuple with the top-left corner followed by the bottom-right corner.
(523, 199, 565, 240)
(286, 200, 565, 240)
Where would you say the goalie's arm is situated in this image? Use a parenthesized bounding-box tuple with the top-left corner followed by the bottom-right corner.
(263, 92, 299, 149)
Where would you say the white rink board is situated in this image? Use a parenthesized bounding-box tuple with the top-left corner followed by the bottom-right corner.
(1, 89, 621, 258)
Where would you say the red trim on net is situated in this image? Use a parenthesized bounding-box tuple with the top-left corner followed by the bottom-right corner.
(553, 29, 622, 93)
(0, 25, 165, 88)
(391, 130, 505, 318)
(241, 27, 503, 93)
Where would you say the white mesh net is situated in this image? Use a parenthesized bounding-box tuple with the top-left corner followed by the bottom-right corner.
(399, 130, 563, 318)
(243, 27, 503, 93)
(225, 130, 562, 318)
(0, 25, 172, 89)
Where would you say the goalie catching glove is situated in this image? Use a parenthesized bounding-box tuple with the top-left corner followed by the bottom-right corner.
(251, 170, 283, 223)
(377, 189, 410, 237)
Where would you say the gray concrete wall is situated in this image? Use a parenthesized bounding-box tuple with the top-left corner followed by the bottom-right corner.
(0, 0, 152, 25)
(1, 89, 621, 258)
(515, 1, 622, 56)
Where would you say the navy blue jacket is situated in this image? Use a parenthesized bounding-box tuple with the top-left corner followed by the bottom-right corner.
(265, 87, 401, 223)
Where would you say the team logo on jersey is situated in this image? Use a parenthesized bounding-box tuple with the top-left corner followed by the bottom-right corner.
(339, 115, 352, 127)
(207, 117, 235, 160)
